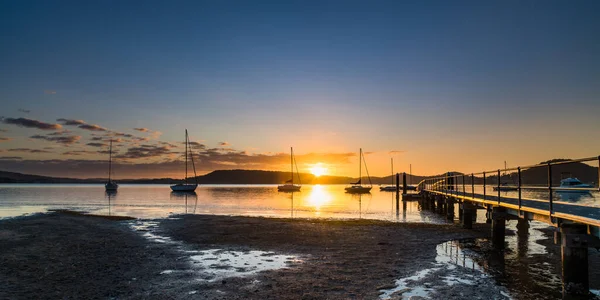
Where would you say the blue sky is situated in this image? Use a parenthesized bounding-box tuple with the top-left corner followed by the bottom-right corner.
(1, 0, 599, 178)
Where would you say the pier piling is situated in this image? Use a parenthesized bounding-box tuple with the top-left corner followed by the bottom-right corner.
(462, 202, 475, 229)
(446, 199, 455, 221)
(560, 223, 589, 296)
(491, 207, 506, 250)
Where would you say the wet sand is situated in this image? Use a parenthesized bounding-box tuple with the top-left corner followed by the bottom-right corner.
(1, 211, 599, 299)
(0, 211, 496, 299)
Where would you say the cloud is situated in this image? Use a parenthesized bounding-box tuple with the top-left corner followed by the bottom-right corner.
(46, 130, 71, 136)
(78, 124, 107, 131)
(132, 137, 150, 142)
(2, 117, 62, 130)
(62, 150, 99, 156)
(30, 134, 81, 145)
(86, 142, 107, 148)
(219, 141, 230, 146)
(57, 119, 86, 126)
(134, 128, 149, 132)
(44, 90, 57, 94)
(18, 108, 31, 113)
(0, 150, 358, 179)
(150, 131, 162, 139)
(57, 119, 107, 132)
(7, 148, 53, 153)
(114, 145, 172, 160)
(186, 141, 206, 149)
(388, 150, 406, 155)
(0, 156, 22, 160)
(113, 132, 134, 138)
(0, 129, 7, 132)
(0, 137, 11, 142)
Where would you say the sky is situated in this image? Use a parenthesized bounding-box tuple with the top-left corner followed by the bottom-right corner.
(1, 0, 599, 179)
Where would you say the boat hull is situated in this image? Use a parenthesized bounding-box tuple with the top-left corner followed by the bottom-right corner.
(278, 184, 301, 192)
(379, 185, 396, 191)
(105, 182, 118, 191)
(345, 186, 372, 193)
(170, 184, 198, 192)
(492, 186, 518, 192)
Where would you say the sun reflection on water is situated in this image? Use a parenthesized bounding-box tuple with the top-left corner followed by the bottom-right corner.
(306, 185, 332, 212)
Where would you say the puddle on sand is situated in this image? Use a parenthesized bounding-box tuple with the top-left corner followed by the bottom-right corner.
(379, 240, 511, 300)
(129, 220, 301, 282)
(190, 249, 300, 281)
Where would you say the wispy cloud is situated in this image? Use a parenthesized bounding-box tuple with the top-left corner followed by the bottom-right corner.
(44, 90, 56, 94)
(56, 119, 86, 126)
(30, 134, 81, 145)
(78, 124, 107, 131)
(86, 142, 107, 148)
(7, 148, 53, 153)
(187, 141, 206, 149)
(62, 150, 100, 156)
(219, 141, 230, 146)
(18, 108, 31, 114)
(0, 156, 22, 160)
(57, 118, 107, 131)
(388, 150, 406, 155)
(0, 137, 11, 142)
(2, 117, 62, 130)
(134, 128, 149, 132)
(114, 145, 172, 160)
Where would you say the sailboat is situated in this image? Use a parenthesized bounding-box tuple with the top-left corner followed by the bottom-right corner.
(278, 147, 301, 192)
(345, 148, 372, 193)
(380, 158, 396, 191)
(105, 139, 118, 191)
(170, 129, 198, 192)
(493, 161, 518, 191)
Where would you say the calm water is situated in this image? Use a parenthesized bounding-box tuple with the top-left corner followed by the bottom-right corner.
(0, 184, 442, 222)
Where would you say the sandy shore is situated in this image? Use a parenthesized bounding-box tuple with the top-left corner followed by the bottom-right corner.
(1, 211, 598, 299)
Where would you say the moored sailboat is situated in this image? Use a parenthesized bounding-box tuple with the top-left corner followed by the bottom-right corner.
(105, 139, 118, 191)
(345, 148, 372, 193)
(170, 129, 198, 192)
(380, 158, 396, 191)
(278, 147, 301, 192)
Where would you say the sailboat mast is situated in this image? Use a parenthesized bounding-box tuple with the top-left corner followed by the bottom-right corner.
(359, 148, 362, 185)
(391, 158, 394, 185)
(185, 129, 188, 184)
(108, 139, 112, 181)
(291, 147, 293, 185)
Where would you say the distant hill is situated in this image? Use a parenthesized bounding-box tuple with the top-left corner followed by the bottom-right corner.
(0, 169, 421, 185)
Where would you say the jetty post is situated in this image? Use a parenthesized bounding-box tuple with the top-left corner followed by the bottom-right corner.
(461, 202, 475, 229)
(402, 172, 407, 195)
(560, 223, 589, 296)
(491, 207, 507, 250)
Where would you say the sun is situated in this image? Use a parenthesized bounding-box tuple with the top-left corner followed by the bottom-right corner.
(310, 163, 327, 177)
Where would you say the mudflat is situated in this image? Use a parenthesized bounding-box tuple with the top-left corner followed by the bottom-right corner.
(1, 211, 579, 299)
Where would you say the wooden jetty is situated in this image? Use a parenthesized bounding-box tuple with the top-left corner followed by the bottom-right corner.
(413, 156, 600, 297)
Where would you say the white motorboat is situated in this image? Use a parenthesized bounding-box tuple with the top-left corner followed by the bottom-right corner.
(105, 139, 118, 191)
(555, 177, 593, 193)
(278, 147, 301, 192)
(170, 129, 198, 192)
(345, 148, 372, 194)
(380, 158, 396, 192)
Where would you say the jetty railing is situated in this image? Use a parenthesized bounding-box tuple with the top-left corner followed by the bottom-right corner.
(416, 156, 600, 229)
